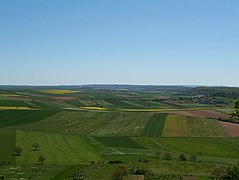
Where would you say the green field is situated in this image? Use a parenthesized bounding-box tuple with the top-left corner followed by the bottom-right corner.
(16, 111, 153, 136)
(94, 136, 145, 149)
(187, 117, 227, 137)
(15, 130, 103, 164)
(0, 110, 57, 128)
(162, 114, 188, 136)
(162, 114, 227, 137)
(0, 100, 30, 107)
(142, 113, 167, 137)
(152, 137, 239, 159)
(0, 128, 16, 163)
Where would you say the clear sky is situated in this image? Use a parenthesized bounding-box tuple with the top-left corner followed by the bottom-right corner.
(0, 0, 238, 86)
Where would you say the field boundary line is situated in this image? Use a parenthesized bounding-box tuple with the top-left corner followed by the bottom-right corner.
(151, 139, 177, 153)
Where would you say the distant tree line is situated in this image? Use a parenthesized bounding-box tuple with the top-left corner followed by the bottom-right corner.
(230, 98, 239, 119)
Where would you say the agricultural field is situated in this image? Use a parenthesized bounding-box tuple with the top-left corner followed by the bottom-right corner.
(0, 110, 57, 128)
(142, 113, 167, 137)
(151, 137, 239, 159)
(15, 111, 153, 136)
(162, 115, 227, 137)
(0, 128, 16, 163)
(38, 89, 81, 95)
(15, 130, 103, 164)
(94, 137, 145, 149)
(0, 85, 238, 179)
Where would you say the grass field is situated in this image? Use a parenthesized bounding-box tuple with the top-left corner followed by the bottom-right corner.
(64, 100, 86, 107)
(30, 100, 72, 110)
(104, 99, 140, 109)
(0, 128, 16, 163)
(142, 113, 167, 137)
(133, 136, 239, 161)
(94, 137, 145, 149)
(15, 130, 104, 164)
(129, 100, 171, 108)
(0, 100, 30, 107)
(152, 137, 239, 159)
(0, 110, 57, 128)
(132, 137, 173, 152)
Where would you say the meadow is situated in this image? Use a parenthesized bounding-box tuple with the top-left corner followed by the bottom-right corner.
(0, 86, 238, 179)
(15, 130, 103, 164)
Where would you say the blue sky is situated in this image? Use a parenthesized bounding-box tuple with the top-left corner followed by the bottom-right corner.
(0, 0, 238, 86)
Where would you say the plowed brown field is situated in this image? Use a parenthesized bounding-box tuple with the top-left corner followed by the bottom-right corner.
(167, 110, 230, 119)
(219, 121, 239, 138)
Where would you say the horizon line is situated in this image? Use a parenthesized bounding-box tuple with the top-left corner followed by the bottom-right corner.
(0, 83, 238, 88)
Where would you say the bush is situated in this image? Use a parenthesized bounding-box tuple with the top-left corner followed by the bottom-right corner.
(38, 155, 46, 165)
(178, 153, 187, 161)
(189, 154, 197, 162)
(212, 166, 225, 179)
(128, 164, 153, 179)
(138, 158, 149, 163)
(221, 163, 239, 180)
(14, 146, 23, 156)
(155, 151, 161, 159)
(108, 160, 123, 164)
(197, 152, 203, 156)
(113, 165, 128, 180)
(31, 143, 40, 151)
(163, 152, 172, 160)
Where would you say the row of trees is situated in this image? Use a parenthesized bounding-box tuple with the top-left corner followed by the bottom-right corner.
(113, 164, 153, 180)
(155, 151, 197, 162)
(14, 143, 40, 156)
(235, 98, 239, 116)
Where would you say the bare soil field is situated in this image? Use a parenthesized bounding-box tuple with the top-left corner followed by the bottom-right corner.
(167, 110, 230, 119)
(219, 122, 239, 138)
(52, 97, 79, 101)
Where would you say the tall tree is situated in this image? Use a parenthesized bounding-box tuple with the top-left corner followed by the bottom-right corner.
(31, 143, 40, 151)
(38, 155, 46, 165)
(14, 146, 23, 156)
(235, 98, 239, 116)
(235, 98, 239, 109)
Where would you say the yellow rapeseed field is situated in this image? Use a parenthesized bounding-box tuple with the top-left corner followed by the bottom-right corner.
(0, 94, 21, 97)
(0, 106, 37, 110)
(80, 106, 108, 111)
(38, 89, 81, 94)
